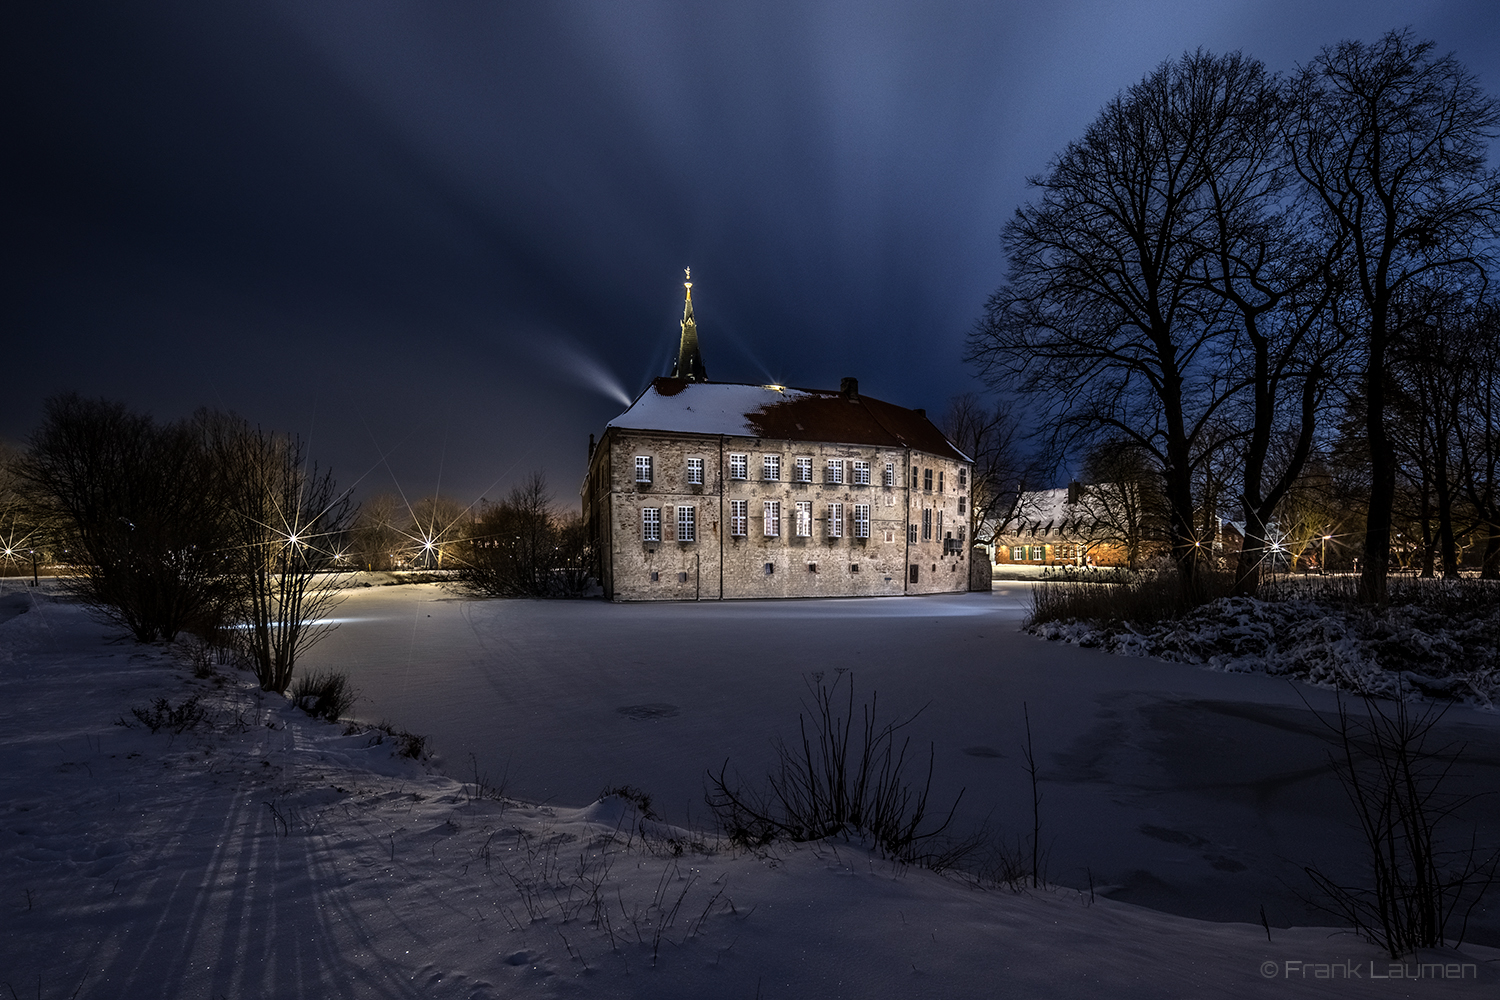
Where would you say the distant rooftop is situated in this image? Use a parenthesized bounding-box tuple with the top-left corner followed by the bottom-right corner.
(607, 377, 970, 463)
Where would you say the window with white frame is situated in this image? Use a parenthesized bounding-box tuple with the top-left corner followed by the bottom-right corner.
(730, 500, 747, 537)
(852, 460, 870, 485)
(729, 454, 747, 480)
(764, 500, 780, 537)
(686, 457, 703, 485)
(635, 456, 653, 483)
(825, 459, 843, 485)
(763, 455, 781, 481)
(922, 508, 932, 541)
(852, 504, 870, 539)
(677, 505, 696, 542)
(827, 502, 843, 538)
(794, 457, 813, 483)
(795, 501, 812, 537)
(884, 462, 895, 487)
(1011, 546, 1025, 561)
(642, 507, 661, 541)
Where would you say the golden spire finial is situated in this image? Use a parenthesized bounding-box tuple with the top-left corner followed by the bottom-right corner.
(684, 266, 691, 290)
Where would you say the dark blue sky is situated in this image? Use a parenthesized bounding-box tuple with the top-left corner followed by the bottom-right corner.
(6, 1, 1498, 506)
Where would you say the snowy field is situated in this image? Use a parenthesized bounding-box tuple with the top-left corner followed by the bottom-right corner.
(3, 585, 1498, 997)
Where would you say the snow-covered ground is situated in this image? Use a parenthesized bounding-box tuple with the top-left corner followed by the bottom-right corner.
(4, 586, 1498, 997)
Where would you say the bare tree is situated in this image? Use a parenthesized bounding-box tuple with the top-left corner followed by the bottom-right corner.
(1454, 302, 1500, 577)
(1288, 30, 1500, 604)
(404, 495, 471, 569)
(941, 393, 1037, 547)
(1078, 440, 1166, 570)
(968, 52, 1288, 600)
(349, 494, 405, 571)
(455, 471, 591, 597)
(16, 395, 233, 641)
(201, 413, 353, 693)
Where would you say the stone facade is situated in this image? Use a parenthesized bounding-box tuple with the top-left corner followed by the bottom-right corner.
(584, 380, 972, 601)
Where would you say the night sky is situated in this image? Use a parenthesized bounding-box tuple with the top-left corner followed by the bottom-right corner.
(7, 1, 1498, 509)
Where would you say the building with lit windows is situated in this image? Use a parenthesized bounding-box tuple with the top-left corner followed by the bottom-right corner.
(582, 274, 972, 600)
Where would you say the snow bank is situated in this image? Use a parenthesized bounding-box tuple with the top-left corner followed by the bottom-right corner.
(1032, 593, 1500, 707)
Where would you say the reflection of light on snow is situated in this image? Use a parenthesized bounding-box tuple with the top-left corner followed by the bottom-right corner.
(229, 617, 373, 628)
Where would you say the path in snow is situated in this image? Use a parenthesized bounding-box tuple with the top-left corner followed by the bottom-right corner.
(302, 584, 1500, 944)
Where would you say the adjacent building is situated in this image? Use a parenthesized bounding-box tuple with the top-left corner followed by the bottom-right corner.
(582, 274, 972, 601)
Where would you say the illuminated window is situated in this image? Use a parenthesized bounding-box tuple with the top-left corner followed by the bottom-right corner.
(852, 504, 870, 539)
(764, 500, 781, 537)
(686, 457, 703, 485)
(635, 456, 653, 483)
(852, 460, 870, 485)
(677, 506, 696, 542)
(763, 455, 781, 481)
(795, 501, 812, 537)
(729, 454, 747, 480)
(827, 503, 843, 538)
(730, 500, 747, 537)
(642, 508, 660, 542)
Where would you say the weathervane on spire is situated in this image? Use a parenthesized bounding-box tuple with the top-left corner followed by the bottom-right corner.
(684, 266, 691, 289)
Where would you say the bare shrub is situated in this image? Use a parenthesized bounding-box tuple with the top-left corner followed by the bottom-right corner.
(706, 673, 968, 866)
(290, 669, 358, 722)
(1027, 570, 1234, 628)
(1303, 692, 1499, 956)
(129, 695, 206, 734)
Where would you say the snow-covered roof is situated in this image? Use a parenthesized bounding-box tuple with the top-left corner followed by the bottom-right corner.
(607, 377, 970, 462)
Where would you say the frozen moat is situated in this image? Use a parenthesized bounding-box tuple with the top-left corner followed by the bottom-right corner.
(302, 583, 1500, 942)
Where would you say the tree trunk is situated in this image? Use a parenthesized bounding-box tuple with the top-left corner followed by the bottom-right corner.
(1360, 310, 1394, 606)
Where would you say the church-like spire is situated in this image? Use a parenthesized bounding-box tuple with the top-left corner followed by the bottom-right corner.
(670, 267, 708, 382)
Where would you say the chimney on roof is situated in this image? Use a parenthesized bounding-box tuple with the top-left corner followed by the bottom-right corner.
(914, 407, 925, 418)
(840, 377, 859, 400)
(588, 433, 596, 460)
(1067, 480, 1083, 505)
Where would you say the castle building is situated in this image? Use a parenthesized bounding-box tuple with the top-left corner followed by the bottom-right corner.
(582, 273, 972, 601)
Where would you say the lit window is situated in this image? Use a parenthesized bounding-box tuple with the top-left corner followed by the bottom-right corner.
(635, 456, 653, 483)
(795, 458, 813, 483)
(642, 508, 661, 542)
(827, 502, 843, 538)
(884, 462, 895, 487)
(923, 469, 933, 491)
(677, 505, 696, 542)
(922, 508, 932, 541)
(687, 457, 703, 485)
(730, 500, 747, 537)
(852, 460, 870, 485)
(959, 468, 967, 488)
(764, 500, 780, 537)
(826, 459, 843, 485)
(729, 454, 747, 480)
(1012, 546, 1025, 561)
(795, 501, 812, 537)
(763, 455, 781, 481)
(853, 504, 870, 539)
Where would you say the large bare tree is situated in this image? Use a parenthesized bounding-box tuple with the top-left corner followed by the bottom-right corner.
(1288, 30, 1500, 604)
